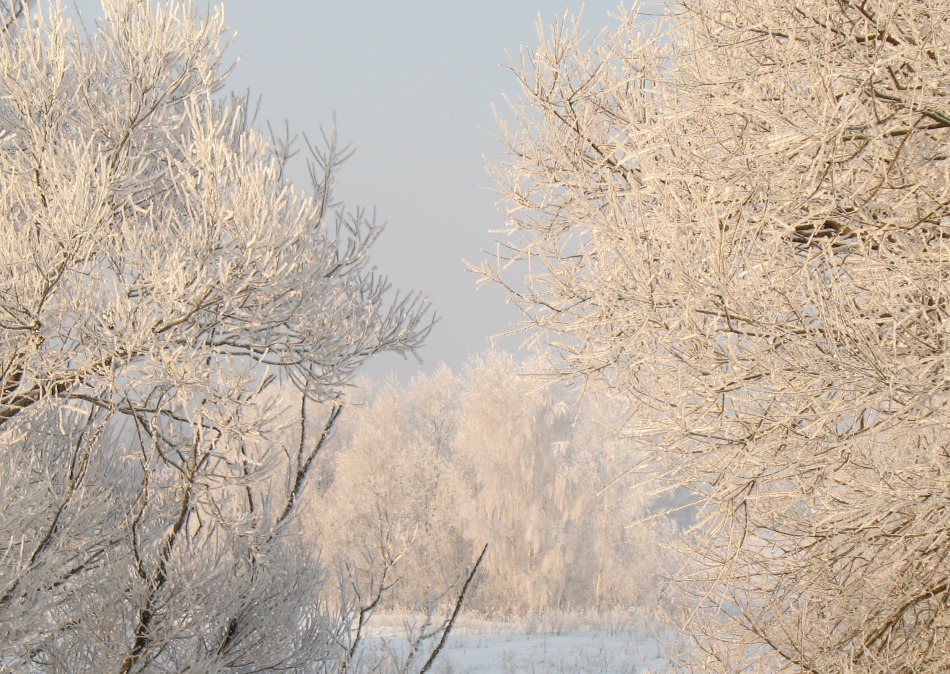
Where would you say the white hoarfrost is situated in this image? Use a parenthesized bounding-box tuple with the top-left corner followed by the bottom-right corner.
(486, 0, 950, 671)
(0, 2, 432, 672)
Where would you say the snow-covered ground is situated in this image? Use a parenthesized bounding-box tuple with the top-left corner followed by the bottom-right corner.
(427, 629, 665, 673)
(364, 616, 670, 673)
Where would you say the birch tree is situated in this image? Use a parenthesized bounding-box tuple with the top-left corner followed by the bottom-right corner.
(486, 1, 950, 671)
(0, 1, 431, 671)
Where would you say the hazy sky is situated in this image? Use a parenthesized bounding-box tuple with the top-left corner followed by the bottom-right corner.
(73, 0, 625, 379)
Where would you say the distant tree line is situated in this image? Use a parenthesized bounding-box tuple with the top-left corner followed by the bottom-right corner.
(310, 352, 673, 618)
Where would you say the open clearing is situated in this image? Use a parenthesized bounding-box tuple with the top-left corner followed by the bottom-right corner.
(365, 616, 669, 673)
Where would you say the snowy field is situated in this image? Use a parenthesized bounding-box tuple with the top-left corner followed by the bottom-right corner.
(426, 630, 665, 673)
(363, 616, 670, 673)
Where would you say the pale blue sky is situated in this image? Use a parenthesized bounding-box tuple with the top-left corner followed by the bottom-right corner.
(72, 0, 625, 379)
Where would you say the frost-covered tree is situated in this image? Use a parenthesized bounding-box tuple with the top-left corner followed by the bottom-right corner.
(486, 0, 950, 671)
(454, 353, 666, 615)
(317, 367, 473, 609)
(0, 1, 431, 672)
(453, 352, 602, 615)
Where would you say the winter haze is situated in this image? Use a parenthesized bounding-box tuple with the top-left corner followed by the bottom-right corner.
(5, 0, 947, 672)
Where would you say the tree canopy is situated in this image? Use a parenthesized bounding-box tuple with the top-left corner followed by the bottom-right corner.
(0, 2, 432, 671)
(487, 1, 950, 671)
